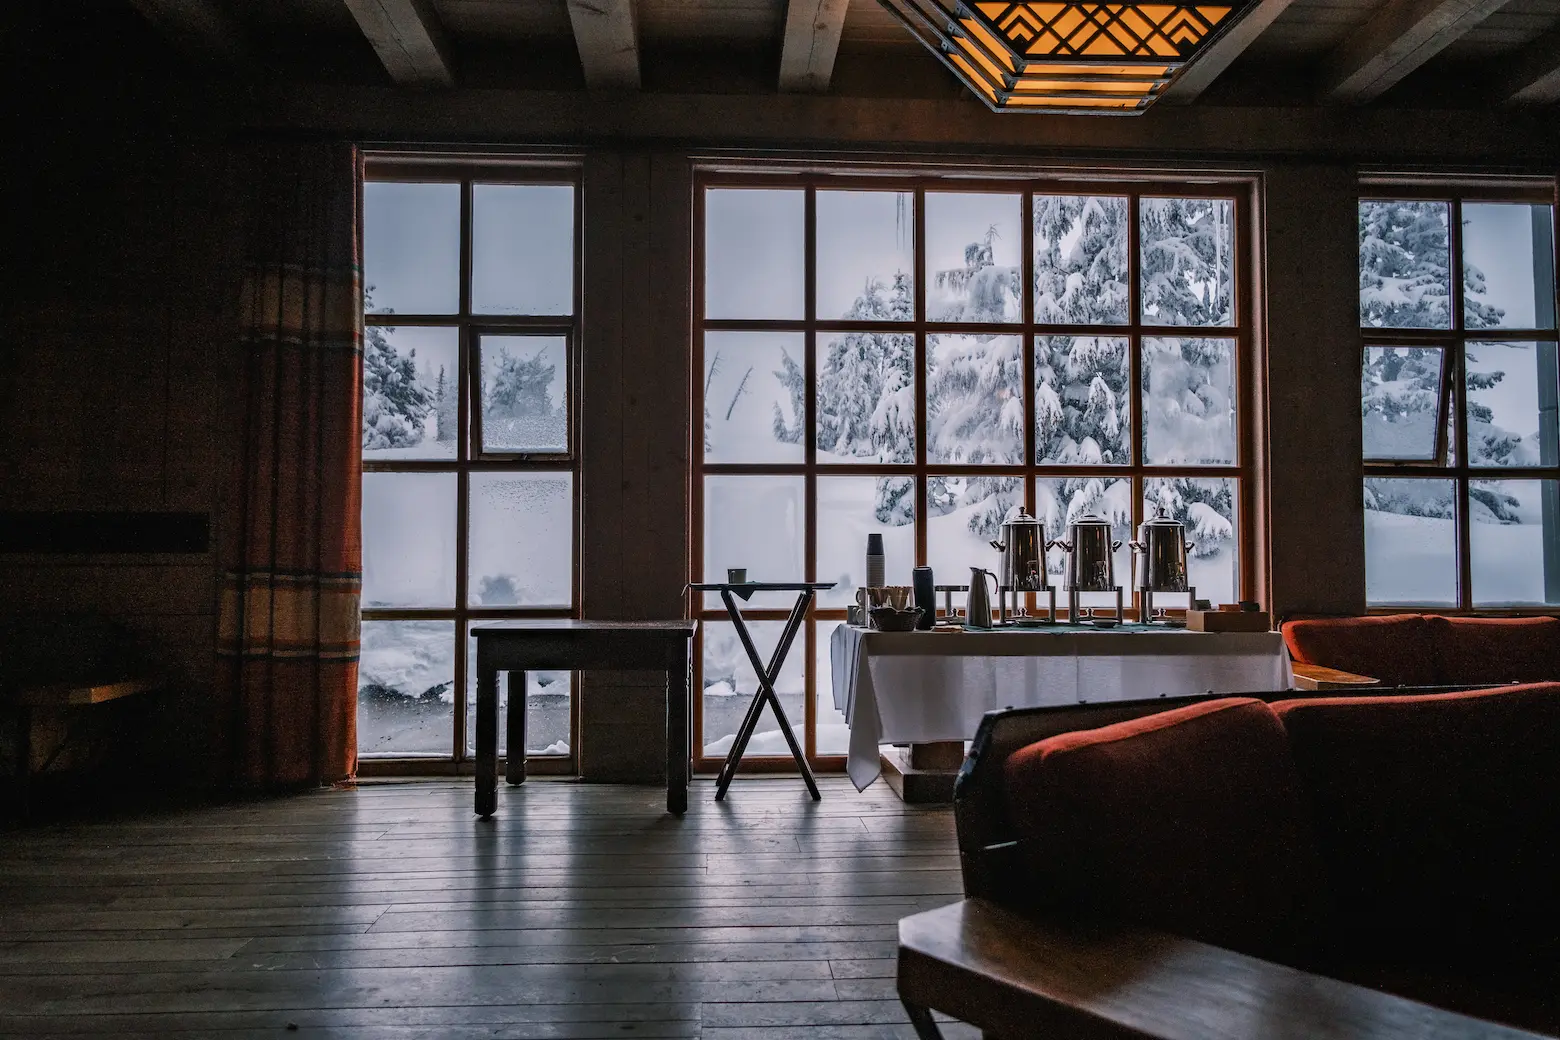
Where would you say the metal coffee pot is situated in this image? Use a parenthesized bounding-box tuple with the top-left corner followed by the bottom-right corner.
(1052, 513, 1121, 593)
(989, 508, 1051, 592)
(965, 567, 997, 629)
(1130, 506, 1195, 593)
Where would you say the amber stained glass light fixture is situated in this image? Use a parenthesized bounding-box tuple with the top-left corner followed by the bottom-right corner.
(876, 0, 1253, 113)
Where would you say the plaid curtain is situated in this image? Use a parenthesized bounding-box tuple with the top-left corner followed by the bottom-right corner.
(218, 142, 362, 788)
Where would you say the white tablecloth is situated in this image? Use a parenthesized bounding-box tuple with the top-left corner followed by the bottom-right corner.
(829, 624, 1295, 790)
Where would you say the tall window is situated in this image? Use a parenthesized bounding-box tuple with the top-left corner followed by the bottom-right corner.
(358, 160, 580, 768)
(1359, 187, 1559, 609)
(693, 174, 1254, 770)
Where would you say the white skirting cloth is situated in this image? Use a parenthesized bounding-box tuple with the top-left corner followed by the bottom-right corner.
(829, 624, 1295, 791)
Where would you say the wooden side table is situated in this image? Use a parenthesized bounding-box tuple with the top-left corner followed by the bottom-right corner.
(470, 621, 696, 817)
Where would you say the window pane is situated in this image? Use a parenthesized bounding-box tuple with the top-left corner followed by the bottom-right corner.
(1140, 198, 1234, 327)
(465, 625, 572, 757)
(701, 620, 804, 758)
(1034, 195, 1129, 324)
(705, 189, 804, 320)
(1359, 200, 1451, 330)
(1471, 479, 1560, 606)
(1141, 337, 1237, 465)
(363, 181, 460, 316)
(468, 472, 573, 607)
(816, 191, 915, 322)
(815, 331, 915, 463)
(362, 472, 457, 607)
(816, 476, 916, 609)
(1466, 341, 1559, 468)
(1361, 346, 1444, 461)
(703, 475, 805, 609)
(1364, 478, 1457, 606)
(1144, 477, 1238, 605)
(1036, 335, 1130, 465)
(926, 476, 1022, 607)
(815, 621, 849, 755)
(478, 335, 568, 454)
(472, 184, 574, 316)
(1462, 203, 1556, 331)
(358, 619, 454, 758)
(928, 335, 1023, 464)
(1036, 476, 1131, 609)
(362, 325, 459, 460)
(704, 331, 806, 464)
(926, 192, 1021, 323)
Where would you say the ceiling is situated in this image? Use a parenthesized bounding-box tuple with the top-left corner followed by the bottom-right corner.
(103, 0, 1560, 107)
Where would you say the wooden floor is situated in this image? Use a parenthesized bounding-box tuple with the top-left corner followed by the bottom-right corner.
(0, 777, 978, 1039)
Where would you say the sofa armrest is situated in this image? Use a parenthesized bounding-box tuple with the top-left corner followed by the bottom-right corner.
(1292, 661, 1380, 691)
(897, 899, 1543, 1040)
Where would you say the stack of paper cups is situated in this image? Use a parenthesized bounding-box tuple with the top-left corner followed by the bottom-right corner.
(866, 533, 885, 588)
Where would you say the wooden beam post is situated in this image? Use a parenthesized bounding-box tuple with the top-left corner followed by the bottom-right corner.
(565, 0, 641, 91)
(1491, 24, 1560, 104)
(1159, 0, 1297, 103)
(779, 0, 851, 93)
(128, 0, 247, 66)
(1319, 0, 1511, 104)
(341, 0, 453, 88)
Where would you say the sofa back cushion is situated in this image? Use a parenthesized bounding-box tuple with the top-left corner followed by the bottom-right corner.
(1425, 615, 1560, 687)
(1281, 614, 1437, 686)
(1002, 698, 1326, 963)
(1273, 684, 1560, 968)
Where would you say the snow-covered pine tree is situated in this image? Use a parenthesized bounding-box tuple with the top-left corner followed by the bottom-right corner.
(814, 273, 915, 463)
(361, 295, 433, 450)
(485, 344, 563, 447)
(771, 348, 806, 444)
(1140, 198, 1232, 327)
(1358, 201, 1505, 329)
(1361, 347, 1442, 457)
(1034, 195, 1128, 324)
(433, 365, 456, 444)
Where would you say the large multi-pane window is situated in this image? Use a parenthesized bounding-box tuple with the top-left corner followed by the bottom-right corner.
(358, 160, 580, 768)
(1359, 186, 1559, 609)
(694, 174, 1255, 770)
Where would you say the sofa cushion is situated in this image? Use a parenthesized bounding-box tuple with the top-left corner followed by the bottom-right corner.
(1425, 614, 1560, 687)
(1273, 684, 1560, 970)
(1002, 698, 1326, 963)
(1280, 614, 1437, 686)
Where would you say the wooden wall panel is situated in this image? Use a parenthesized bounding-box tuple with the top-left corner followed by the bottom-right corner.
(1260, 163, 1367, 619)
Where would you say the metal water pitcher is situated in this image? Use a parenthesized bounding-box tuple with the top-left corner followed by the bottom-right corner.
(989, 508, 1051, 592)
(1130, 507, 1195, 592)
(1053, 514, 1121, 592)
(965, 567, 998, 628)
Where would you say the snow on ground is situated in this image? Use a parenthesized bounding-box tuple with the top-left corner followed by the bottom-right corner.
(1367, 506, 1554, 606)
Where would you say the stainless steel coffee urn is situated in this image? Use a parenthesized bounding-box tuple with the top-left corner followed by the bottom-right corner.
(989, 509, 1056, 622)
(1130, 506, 1196, 623)
(1051, 514, 1124, 623)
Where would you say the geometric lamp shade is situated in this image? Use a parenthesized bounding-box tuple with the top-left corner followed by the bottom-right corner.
(875, 0, 1253, 113)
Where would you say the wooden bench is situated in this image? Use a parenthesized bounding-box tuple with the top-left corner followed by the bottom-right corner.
(6, 675, 161, 819)
(899, 899, 1546, 1040)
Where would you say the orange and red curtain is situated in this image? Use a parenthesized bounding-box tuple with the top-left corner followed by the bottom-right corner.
(218, 141, 362, 788)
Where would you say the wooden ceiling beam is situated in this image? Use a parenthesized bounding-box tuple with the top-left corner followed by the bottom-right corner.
(1319, 0, 1511, 103)
(565, 0, 641, 91)
(1491, 24, 1560, 104)
(127, 0, 247, 66)
(779, 0, 851, 93)
(1159, 0, 1297, 103)
(341, 0, 453, 88)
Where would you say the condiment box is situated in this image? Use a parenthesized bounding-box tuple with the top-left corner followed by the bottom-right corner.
(1186, 608, 1271, 632)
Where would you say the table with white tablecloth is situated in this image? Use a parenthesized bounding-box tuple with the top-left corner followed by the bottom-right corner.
(829, 624, 1295, 791)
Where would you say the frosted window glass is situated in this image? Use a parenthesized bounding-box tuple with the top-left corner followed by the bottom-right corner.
(816, 191, 915, 321)
(703, 331, 806, 464)
(364, 181, 460, 316)
(472, 184, 574, 316)
(467, 473, 573, 608)
(358, 620, 455, 758)
(705, 189, 804, 320)
(362, 472, 458, 608)
(702, 475, 805, 609)
(479, 335, 568, 454)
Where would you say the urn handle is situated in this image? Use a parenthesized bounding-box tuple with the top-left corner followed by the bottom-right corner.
(989, 539, 1006, 553)
(1128, 540, 1146, 554)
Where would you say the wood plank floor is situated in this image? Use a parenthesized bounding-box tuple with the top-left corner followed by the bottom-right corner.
(0, 777, 978, 1039)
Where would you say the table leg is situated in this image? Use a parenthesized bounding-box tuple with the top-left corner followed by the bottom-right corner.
(666, 659, 689, 815)
(505, 671, 526, 786)
(901, 1000, 946, 1040)
(715, 589, 820, 801)
(475, 645, 498, 818)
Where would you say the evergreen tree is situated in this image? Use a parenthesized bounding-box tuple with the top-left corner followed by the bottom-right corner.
(1034, 195, 1129, 324)
(485, 344, 563, 448)
(814, 274, 915, 463)
(1358, 201, 1504, 329)
(771, 348, 806, 444)
(433, 365, 456, 444)
(1140, 198, 1233, 326)
(361, 295, 433, 450)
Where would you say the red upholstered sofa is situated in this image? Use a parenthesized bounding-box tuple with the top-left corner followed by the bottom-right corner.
(1282, 613, 1560, 687)
(993, 686, 1560, 1036)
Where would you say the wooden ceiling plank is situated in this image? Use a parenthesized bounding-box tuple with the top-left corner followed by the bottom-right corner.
(565, 0, 641, 91)
(1320, 0, 1514, 102)
(1160, 0, 1301, 103)
(780, 0, 851, 92)
(1492, 23, 1560, 102)
(127, 0, 247, 65)
(341, 0, 454, 87)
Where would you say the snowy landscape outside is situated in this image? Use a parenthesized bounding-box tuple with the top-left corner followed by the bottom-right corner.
(1360, 199, 1558, 606)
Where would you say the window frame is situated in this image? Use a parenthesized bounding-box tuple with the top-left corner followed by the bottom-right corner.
(1360, 180, 1560, 614)
(359, 156, 584, 773)
(691, 169, 1259, 774)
